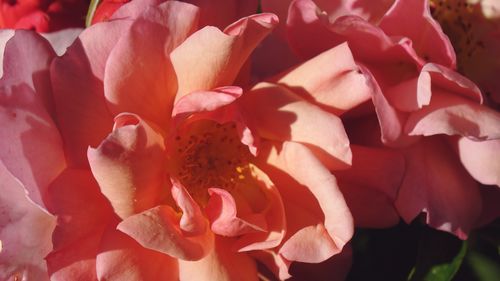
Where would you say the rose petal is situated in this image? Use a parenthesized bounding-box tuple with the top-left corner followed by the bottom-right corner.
(172, 86, 243, 116)
(379, 0, 456, 68)
(242, 82, 352, 169)
(88, 114, 168, 219)
(260, 141, 353, 263)
(96, 228, 179, 281)
(184, 0, 259, 29)
(395, 137, 481, 239)
(41, 28, 82, 56)
(456, 137, 500, 187)
(178, 237, 257, 281)
(0, 161, 55, 281)
(51, 20, 132, 167)
(271, 42, 372, 115)
(171, 13, 278, 101)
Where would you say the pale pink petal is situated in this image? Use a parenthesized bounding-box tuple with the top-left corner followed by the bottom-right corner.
(46, 169, 113, 281)
(0, 76, 66, 211)
(103, 17, 177, 127)
(96, 228, 179, 281)
(0, 161, 55, 281)
(178, 237, 257, 281)
(271, 42, 372, 115)
(171, 13, 278, 101)
(41, 28, 82, 56)
(51, 20, 132, 167)
(110, 0, 163, 20)
(405, 90, 500, 140)
(456, 137, 500, 187)
(385, 75, 431, 112)
(395, 137, 481, 239)
(0, 29, 15, 77)
(260, 141, 353, 263)
(88, 114, 168, 219)
(117, 205, 213, 261)
(379, 0, 456, 68)
(172, 86, 243, 116)
(241, 83, 352, 169)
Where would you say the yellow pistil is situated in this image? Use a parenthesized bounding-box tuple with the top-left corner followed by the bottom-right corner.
(170, 120, 252, 205)
(429, 0, 486, 71)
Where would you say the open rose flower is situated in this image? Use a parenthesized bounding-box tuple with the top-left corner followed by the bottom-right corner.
(0, 0, 89, 32)
(1, 0, 359, 280)
(261, 0, 500, 239)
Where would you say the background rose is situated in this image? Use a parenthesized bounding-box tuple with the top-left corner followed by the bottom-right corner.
(0, 0, 89, 32)
(258, 0, 500, 239)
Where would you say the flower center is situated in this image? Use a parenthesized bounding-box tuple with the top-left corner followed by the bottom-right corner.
(170, 120, 252, 204)
(429, 0, 485, 71)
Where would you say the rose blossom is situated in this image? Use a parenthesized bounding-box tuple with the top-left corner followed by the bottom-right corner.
(0, 0, 89, 32)
(0, 0, 364, 280)
(261, 0, 500, 239)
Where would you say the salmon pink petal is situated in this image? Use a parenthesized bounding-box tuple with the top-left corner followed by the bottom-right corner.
(456, 137, 500, 187)
(242, 83, 352, 169)
(117, 205, 214, 261)
(46, 169, 114, 281)
(251, 249, 292, 280)
(395, 137, 481, 239)
(171, 13, 278, 101)
(0, 161, 56, 281)
(206, 188, 267, 236)
(405, 91, 500, 140)
(385, 75, 431, 112)
(103, 17, 178, 127)
(178, 237, 257, 281)
(271, 42, 372, 115)
(379, 0, 456, 68)
(96, 228, 179, 281)
(172, 86, 243, 116)
(51, 20, 132, 167)
(0, 77, 66, 211)
(88, 113, 168, 219)
(109, 0, 162, 20)
(171, 181, 208, 235)
(261, 141, 353, 263)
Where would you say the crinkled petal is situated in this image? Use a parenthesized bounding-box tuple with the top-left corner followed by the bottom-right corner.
(88, 113, 168, 219)
(178, 237, 257, 281)
(51, 20, 132, 167)
(260, 141, 353, 263)
(0, 161, 55, 281)
(271, 42, 372, 115)
(456, 137, 500, 187)
(379, 0, 456, 68)
(171, 13, 278, 101)
(395, 137, 481, 239)
(242, 83, 352, 169)
(96, 228, 179, 281)
(172, 86, 242, 116)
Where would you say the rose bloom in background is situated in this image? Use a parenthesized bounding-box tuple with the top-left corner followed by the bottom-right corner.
(0, 0, 380, 280)
(259, 0, 500, 240)
(0, 0, 89, 32)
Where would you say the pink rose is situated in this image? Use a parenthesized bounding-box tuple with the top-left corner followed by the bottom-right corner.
(262, 0, 500, 238)
(1, 1, 360, 280)
(0, 0, 89, 32)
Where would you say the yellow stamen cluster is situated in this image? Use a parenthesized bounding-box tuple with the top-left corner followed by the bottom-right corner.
(171, 120, 252, 204)
(430, 0, 485, 71)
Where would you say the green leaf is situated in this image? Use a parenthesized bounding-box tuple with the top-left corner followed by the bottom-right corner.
(408, 229, 467, 281)
(86, 0, 101, 27)
(467, 251, 500, 281)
